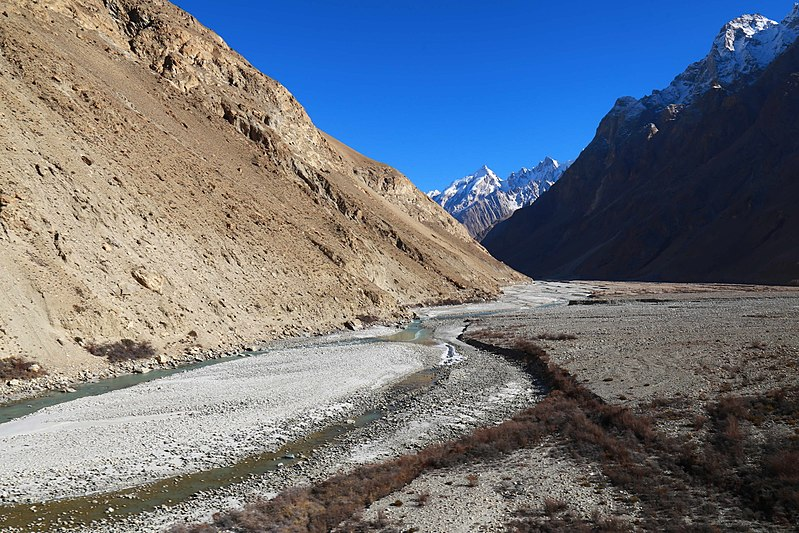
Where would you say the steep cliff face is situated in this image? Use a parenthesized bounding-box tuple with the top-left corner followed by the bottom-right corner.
(0, 0, 521, 375)
(484, 9, 799, 286)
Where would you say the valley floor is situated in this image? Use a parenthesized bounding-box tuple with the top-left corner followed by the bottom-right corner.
(2, 281, 798, 532)
(359, 282, 799, 532)
(0, 282, 590, 532)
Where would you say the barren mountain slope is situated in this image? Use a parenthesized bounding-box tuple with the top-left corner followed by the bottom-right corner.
(0, 0, 521, 376)
(484, 10, 799, 285)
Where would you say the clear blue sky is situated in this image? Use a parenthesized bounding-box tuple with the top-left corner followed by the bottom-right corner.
(172, 1, 795, 192)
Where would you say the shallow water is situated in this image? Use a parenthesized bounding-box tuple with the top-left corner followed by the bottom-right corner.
(0, 367, 439, 532)
(0, 322, 438, 532)
(381, 319, 434, 344)
(0, 282, 579, 531)
(0, 356, 243, 425)
(0, 322, 432, 427)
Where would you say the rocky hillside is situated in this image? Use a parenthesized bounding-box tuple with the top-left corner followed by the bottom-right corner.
(429, 158, 568, 239)
(0, 0, 521, 377)
(484, 6, 799, 285)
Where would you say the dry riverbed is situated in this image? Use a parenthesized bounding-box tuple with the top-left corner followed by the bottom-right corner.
(359, 283, 799, 532)
(0, 282, 593, 532)
(5, 281, 793, 532)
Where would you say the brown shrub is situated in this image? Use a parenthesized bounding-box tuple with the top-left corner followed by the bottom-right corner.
(512, 340, 547, 359)
(413, 492, 430, 507)
(715, 396, 749, 420)
(766, 450, 799, 483)
(355, 315, 380, 325)
(537, 332, 577, 341)
(0, 356, 46, 380)
(693, 414, 709, 429)
(543, 497, 567, 515)
(85, 339, 157, 363)
(178, 330, 798, 533)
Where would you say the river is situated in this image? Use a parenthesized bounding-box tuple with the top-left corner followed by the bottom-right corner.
(0, 281, 592, 532)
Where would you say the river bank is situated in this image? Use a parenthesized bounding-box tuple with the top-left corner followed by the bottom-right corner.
(0, 282, 594, 532)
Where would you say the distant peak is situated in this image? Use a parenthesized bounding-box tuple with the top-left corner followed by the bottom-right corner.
(468, 165, 500, 182)
(715, 14, 777, 53)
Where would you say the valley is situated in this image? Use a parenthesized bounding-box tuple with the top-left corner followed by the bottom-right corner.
(1, 0, 798, 531)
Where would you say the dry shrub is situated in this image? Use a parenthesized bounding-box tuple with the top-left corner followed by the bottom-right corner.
(693, 414, 709, 429)
(512, 340, 547, 359)
(714, 395, 749, 420)
(767, 450, 799, 483)
(537, 332, 577, 341)
(85, 339, 156, 363)
(413, 492, 430, 507)
(176, 332, 799, 533)
(355, 315, 380, 325)
(543, 497, 567, 515)
(595, 516, 634, 532)
(0, 357, 46, 380)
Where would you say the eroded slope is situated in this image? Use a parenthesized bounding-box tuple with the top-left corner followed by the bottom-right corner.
(0, 0, 521, 376)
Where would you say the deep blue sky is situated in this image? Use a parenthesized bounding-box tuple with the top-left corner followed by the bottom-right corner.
(172, 1, 795, 192)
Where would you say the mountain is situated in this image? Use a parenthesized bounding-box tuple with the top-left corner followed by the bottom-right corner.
(0, 0, 522, 377)
(484, 5, 799, 285)
(429, 157, 568, 239)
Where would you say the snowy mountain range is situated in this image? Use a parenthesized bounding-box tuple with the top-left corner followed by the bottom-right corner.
(428, 157, 569, 240)
(431, 5, 799, 244)
(483, 4, 799, 285)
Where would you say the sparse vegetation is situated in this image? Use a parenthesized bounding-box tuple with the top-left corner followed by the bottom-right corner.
(537, 332, 577, 341)
(85, 339, 157, 363)
(0, 356, 46, 380)
(355, 315, 381, 326)
(413, 492, 430, 507)
(508, 508, 632, 532)
(173, 328, 798, 532)
(543, 497, 567, 516)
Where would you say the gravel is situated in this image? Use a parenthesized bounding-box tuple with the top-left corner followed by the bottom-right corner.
(0, 282, 596, 532)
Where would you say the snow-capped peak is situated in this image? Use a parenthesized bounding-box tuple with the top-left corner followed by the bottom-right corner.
(715, 14, 777, 54)
(430, 158, 569, 238)
(622, 7, 799, 116)
(432, 165, 503, 215)
(470, 165, 496, 180)
(505, 157, 567, 192)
